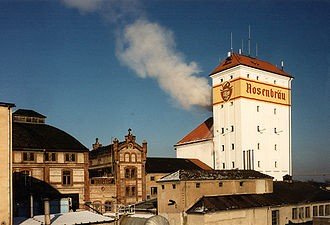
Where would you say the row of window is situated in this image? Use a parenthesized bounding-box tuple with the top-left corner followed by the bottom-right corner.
(18, 169, 74, 186)
(292, 204, 330, 220)
(257, 126, 282, 134)
(220, 74, 279, 85)
(221, 161, 279, 169)
(257, 105, 278, 115)
(22, 152, 77, 162)
(124, 153, 137, 163)
(161, 181, 244, 190)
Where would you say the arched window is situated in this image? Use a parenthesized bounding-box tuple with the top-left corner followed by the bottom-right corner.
(131, 153, 136, 162)
(124, 153, 130, 162)
(104, 201, 112, 212)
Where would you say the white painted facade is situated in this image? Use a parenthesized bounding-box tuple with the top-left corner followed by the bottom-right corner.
(176, 140, 214, 169)
(211, 64, 292, 180)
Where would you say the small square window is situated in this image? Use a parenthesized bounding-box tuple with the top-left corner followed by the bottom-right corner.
(239, 181, 244, 187)
(196, 183, 200, 188)
(274, 80, 277, 84)
(172, 184, 176, 189)
(220, 78, 223, 82)
(162, 185, 165, 190)
(221, 104, 224, 108)
(150, 176, 155, 181)
(219, 182, 223, 187)
(230, 75, 233, 79)
(230, 101, 233, 106)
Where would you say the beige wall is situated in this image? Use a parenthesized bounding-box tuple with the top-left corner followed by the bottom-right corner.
(0, 106, 12, 225)
(158, 179, 273, 215)
(13, 151, 89, 208)
(146, 173, 167, 200)
(89, 184, 116, 212)
(164, 201, 330, 225)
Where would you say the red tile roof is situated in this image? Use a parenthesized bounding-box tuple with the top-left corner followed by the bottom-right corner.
(176, 117, 213, 146)
(210, 53, 292, 77)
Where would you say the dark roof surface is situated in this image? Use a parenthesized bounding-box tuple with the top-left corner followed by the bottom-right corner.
(176, 117, 213, 146)
(13, 122, 88, 151)
(146, 157, 212, 174)
(210, 53, 292, 77)
(159, 169, 273, 182)
(0, 102, 15, 107)
(13, 109, 46, 118)
(187, 181, 330, 214)
(89, 144, 114, 158)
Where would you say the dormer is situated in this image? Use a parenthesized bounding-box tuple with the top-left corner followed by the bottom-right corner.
(13, 109, 46, 124)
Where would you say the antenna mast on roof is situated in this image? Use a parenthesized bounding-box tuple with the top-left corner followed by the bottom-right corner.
(256, 43, 258, 57)
(248, 25, 251, 56)
(241, 39, 244, 54)
(230, 32, 233, 53)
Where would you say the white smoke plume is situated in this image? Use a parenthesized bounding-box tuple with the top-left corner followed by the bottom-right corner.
(116, 20, 211, 109)
(60, 0, 211, 110)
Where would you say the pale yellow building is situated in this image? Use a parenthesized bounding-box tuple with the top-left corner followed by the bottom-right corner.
(12, 109, 89, 216)
(0, 102, 15, 225)
(157, 169, 330, 225)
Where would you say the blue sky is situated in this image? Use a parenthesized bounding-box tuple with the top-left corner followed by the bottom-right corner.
(0, 0, 329, 179)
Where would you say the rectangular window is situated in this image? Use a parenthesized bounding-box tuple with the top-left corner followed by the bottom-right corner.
(257, 126, 260, 132)
(221, 128, 224, 134)
(313, 206, 318, 216)
(222, 163, 225, 169)
(150, 176, 155, 181)
(275, 161, 277, 168)
(219, 182, 223, 187)
(319, 205, 324, 216)
(62, 170, 72, 186)
(232, 144, 235, 150)
(151, 187, 157, 195)
(257, 143, 260, 150)
(221, 145, 225, 151)
(271, 210, 279, 225)
(305, 207, 310, 218)
(196, 183, 200, 188)
(220, 78, 223, 82)
(221, 104, 224, 108)
(239, 181, 244, 187)
(23, 152, 35, 161)
(172, 184, 176, 189)
(274, 108, 277, 114)
(65, 153, 76, 162)
(325, 204, 330, 216)
(257, 106, 260, 112)
(275, 144, 277, 151)
(299, 207, 304, 219)
(131, 186, 136, 196)
(232, 161, 235, 168)
(45, 152, 56, 162)
(231, 125, 234, 132)
(292, 208, 298, 219)
(161, 185, 165, 190)
(258, 161, 261, 168)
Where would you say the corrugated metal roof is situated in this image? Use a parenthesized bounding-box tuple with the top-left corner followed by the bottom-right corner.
(158, 169, 273, 182)
(187, 181, 330, 214)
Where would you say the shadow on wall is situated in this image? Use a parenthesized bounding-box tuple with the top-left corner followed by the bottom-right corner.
(12, 172, 71, 217)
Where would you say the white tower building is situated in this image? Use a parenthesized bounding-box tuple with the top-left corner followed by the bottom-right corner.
(210, 53, 293, 180)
